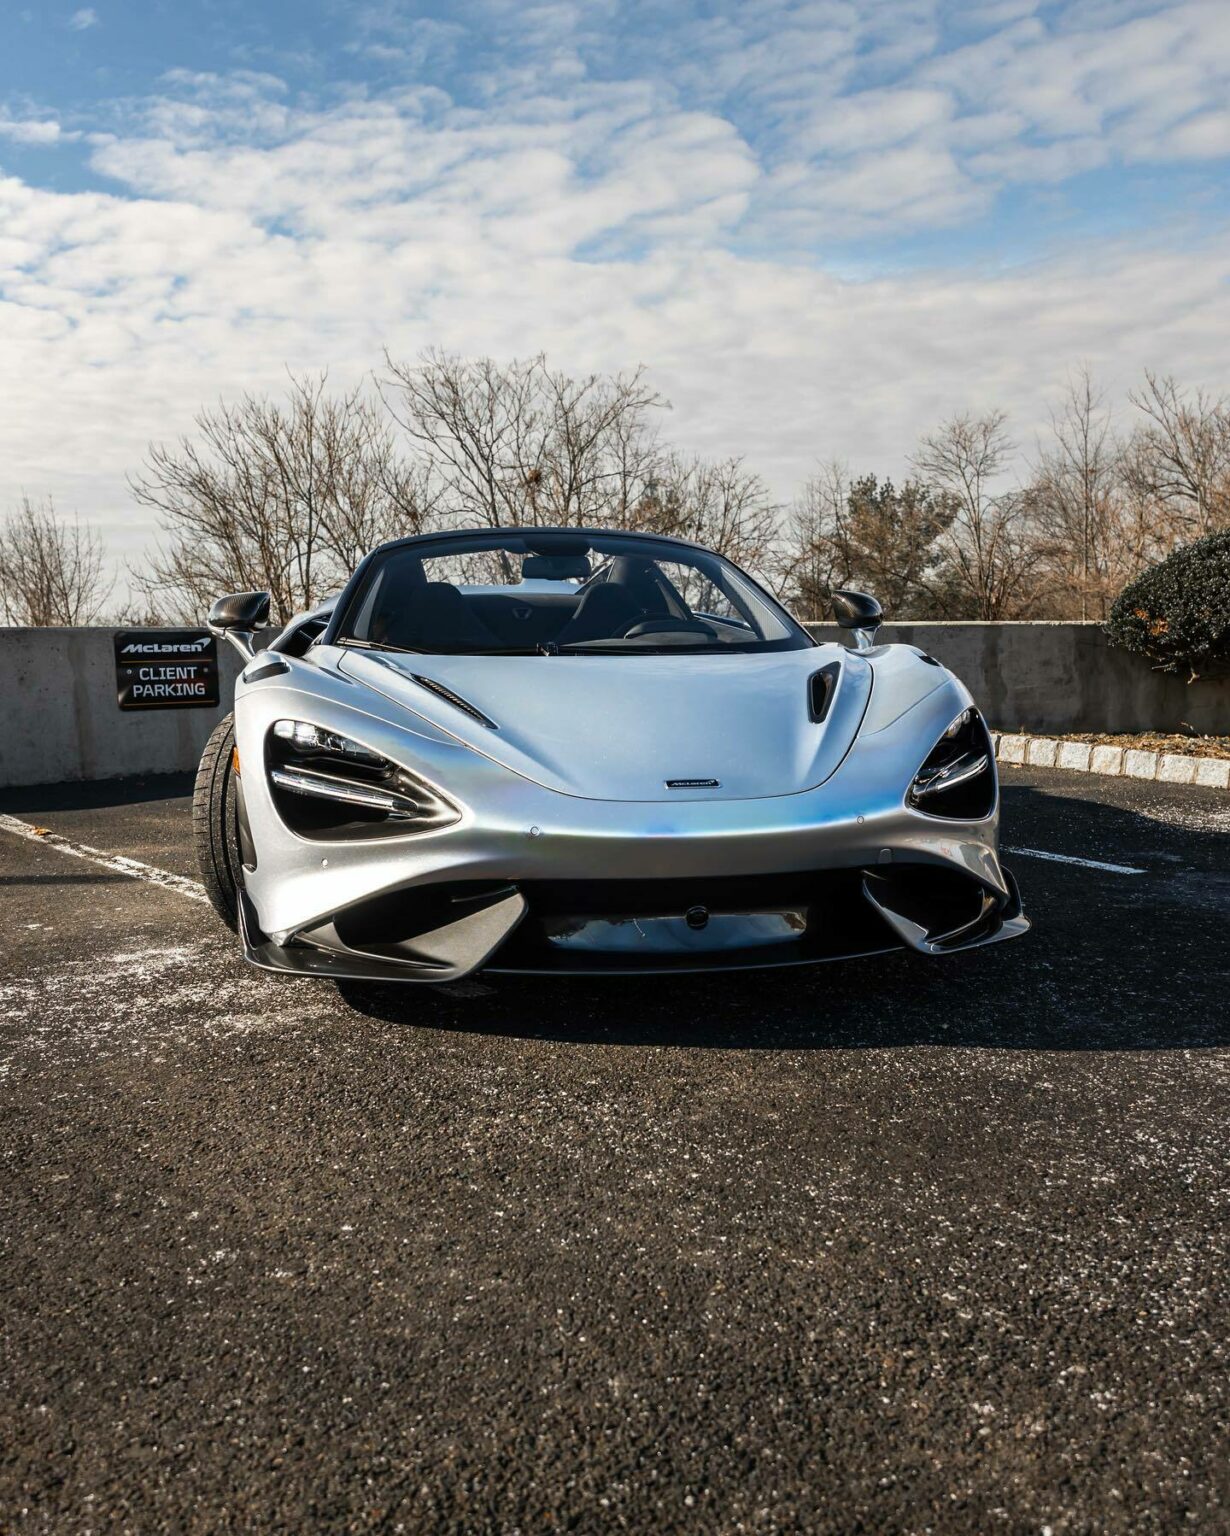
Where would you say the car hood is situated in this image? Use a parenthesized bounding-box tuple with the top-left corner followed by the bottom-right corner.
(335, 646, 872, 802)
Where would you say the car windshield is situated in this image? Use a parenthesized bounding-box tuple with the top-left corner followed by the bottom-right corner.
(333, 531, 811, 657)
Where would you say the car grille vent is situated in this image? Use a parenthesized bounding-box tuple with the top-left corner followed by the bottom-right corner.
(809, 661, 841, 722)
(411, 675, 498, 730)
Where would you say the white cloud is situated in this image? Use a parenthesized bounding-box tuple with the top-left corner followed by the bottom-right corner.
(919, 0, 1230, 167)
(1156, 109, 1230, 160)
(0, 117, 63, 145)
(3, 161, 1228, 580)
(68, 7, 98, 29)
(0, 1, 1229, 586)
(800, 89, 955, 157)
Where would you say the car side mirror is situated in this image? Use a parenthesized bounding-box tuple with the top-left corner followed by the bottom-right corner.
(208, 591, 271, 660)
(832, 589, 882, 651)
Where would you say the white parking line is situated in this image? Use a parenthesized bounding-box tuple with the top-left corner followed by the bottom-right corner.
(0, 813, 209, 902)
(1005, 845, 1146, 875)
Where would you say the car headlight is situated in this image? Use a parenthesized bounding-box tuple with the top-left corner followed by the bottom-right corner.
(907, 708, 996, 820)
(266, 719, 460, 839)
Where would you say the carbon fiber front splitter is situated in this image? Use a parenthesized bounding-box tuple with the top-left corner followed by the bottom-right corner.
(238, 862, 1030, 984)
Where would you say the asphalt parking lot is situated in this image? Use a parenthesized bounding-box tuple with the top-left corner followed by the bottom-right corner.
(2, 766, 1229, 1534)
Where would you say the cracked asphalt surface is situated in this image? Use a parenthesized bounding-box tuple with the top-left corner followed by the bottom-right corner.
(2, 767, 1228, 1534)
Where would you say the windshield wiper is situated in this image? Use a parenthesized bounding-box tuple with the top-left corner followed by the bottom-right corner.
(555, 643, 706, 655)
(338, 637, 424, 655)
(459, 646, 541, 656)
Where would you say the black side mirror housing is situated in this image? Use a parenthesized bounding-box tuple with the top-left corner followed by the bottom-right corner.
(208, 591, 271, 661)
(831, 589, 883, 650)
(208, 591, 271, 631)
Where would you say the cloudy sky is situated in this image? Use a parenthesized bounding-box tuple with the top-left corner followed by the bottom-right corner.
(2, 0, 1230, 574)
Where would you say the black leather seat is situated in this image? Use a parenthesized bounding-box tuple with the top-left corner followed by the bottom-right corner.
(375, 582, 502, 652)
(554, 583, 643, 646)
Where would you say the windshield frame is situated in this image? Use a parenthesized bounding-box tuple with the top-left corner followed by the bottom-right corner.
(322, 527, 815, 657)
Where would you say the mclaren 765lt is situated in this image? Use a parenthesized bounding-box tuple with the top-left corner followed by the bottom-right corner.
(195, 526, 1029, 984)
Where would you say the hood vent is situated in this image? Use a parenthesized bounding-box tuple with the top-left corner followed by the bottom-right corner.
(809, 661, 842, 723)
(411, 674, 498, 730)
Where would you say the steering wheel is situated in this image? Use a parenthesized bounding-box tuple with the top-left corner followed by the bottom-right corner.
(620, 617, 719, 639)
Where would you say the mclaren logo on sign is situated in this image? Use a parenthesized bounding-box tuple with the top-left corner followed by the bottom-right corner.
(118, 636, 213, 656)
(114, 630, 220, 710)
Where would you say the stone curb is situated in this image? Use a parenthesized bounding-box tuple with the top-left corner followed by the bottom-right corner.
(990, 732, 1230, 789)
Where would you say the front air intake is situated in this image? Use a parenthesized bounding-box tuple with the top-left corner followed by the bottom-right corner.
(411, 675, 498, 730)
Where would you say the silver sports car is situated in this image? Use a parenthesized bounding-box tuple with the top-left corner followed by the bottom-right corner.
(196, 526, 1028, 983)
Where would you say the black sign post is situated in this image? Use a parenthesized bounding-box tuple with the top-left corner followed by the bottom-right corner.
(114, 630, 220, 711)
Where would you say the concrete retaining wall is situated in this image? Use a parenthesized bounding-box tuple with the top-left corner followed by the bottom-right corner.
(804, 621, 1230, 736)
(1, 622, 1227, 788)
(0, 628, 247, 789)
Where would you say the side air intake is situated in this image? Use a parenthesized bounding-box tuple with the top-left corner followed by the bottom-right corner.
(411, 675, 498, 730)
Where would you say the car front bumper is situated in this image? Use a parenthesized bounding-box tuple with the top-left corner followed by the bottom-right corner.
(234, 680, 1029, 983)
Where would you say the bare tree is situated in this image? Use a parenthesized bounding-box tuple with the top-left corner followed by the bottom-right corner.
(0, 496, 111, 626)
(775, 462, 854, 617)
(1030, 367, 1128, 619)
(598, 395, 672, 532)
(380, 349, 670, 527)
(1125, 370, 1230, 538)
(637, 454, 780, 575)
(132, 349, 1230, 632)
(911, 411, 1038, 619)
(130, 372, 432, 624)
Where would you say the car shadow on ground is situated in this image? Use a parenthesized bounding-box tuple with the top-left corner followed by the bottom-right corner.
(337, 787, 1230, 1053)
(333, 951, 1228, 1052)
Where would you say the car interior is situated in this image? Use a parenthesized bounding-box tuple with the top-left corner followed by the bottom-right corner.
(348, 545, 768, 654)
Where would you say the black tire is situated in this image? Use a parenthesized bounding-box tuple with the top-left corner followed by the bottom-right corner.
(193, 713, 242, 931)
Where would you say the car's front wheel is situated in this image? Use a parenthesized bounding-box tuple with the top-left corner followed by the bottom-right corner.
(193, 712, 242, 931)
